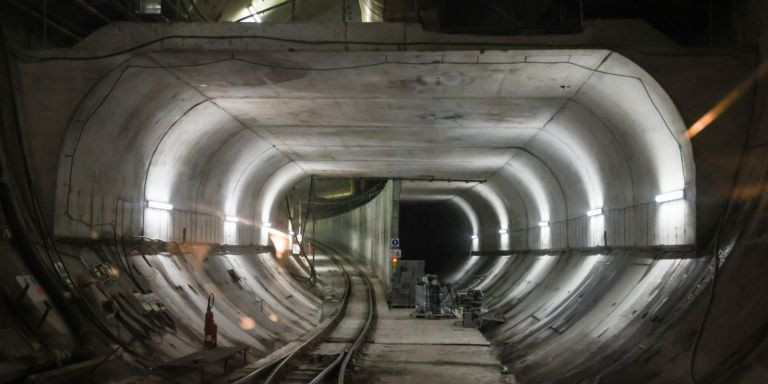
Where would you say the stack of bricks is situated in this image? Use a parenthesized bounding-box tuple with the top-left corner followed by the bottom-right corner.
(388, 260, 425, 307)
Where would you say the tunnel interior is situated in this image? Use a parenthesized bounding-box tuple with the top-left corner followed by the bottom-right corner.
(33, 45, 698, 382)
(10, 44, 699, 382)
(0, 7, 767, 383)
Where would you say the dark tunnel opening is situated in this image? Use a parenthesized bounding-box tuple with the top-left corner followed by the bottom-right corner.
(399, 201, 472, 277)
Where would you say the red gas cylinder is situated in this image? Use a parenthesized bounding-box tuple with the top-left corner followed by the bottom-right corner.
(204, 293, 217, 349)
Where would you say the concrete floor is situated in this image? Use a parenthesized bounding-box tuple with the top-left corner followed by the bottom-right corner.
(349, 276, 509, 383)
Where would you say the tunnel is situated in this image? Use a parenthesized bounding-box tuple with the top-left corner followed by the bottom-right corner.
(0, 1, 767, 384)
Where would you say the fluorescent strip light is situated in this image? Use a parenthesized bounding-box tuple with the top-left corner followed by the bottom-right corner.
(587, 208, 603, 217)
(147, 201, 173, 210)
(470, 234, 479, 240)
(655, 190, 685, 203)
(498, 228, 508, 234)
(261, 222, 271, 228)
(538, 221, 549, 227)
(225, 216, 239, 223)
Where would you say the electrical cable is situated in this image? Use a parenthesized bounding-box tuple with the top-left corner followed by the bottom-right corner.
(688, 228, 720, 384)
(686, 47, 766, 384)
(78, 344, 124, 380)
(1, 29, 158, 362)
(115, 311, 152, 340)
(3, 25, 106, 335)
(9, 31, 745, 64)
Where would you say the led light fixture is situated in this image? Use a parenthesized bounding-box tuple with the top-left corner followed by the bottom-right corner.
(470, 234, 479, 240)
(538, 221, 549, 227)
(147, 201, 172, 210)
(262, 222, 272, 228)
(655, 190, 685, 203)
(138, 0, 162, 15)
(225, 216, 239, 223)
(498, 228, 508, 234)
(587, 208, 603, 217)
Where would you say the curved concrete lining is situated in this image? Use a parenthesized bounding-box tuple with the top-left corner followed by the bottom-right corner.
(53, 50, 693, 254)
(21, 43, 699, 384)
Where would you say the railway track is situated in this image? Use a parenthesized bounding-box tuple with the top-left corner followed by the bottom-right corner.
(232, 244, 375, 384)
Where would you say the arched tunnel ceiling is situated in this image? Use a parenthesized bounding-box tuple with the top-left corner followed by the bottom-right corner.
(55, 48, 694, 248)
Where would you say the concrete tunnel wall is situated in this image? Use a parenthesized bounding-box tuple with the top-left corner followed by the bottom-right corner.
(313, 181, 394, 288)
(54, 49, 694, 249)
(0, 239, 325, 374)
(17, 47, 698, 382)
(4, 20, 764, 384)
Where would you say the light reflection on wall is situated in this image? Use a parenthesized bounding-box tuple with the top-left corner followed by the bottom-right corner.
(256, 164, 306, 245)
(222, 146, 277, 238)
(533, 254, 602, 319)
(446, 255, 480, 284)
(475, 184, 511, 251)
(224, 221, 238, 245)
(499, 160, 551, 226)
(451, 196, 480, 252)
(144, 207, 171, 240)
(499, 255, 557, 307)
(240, 316, 256, 330)
(538, 122, 605, 211)
(539, 226, 551, 249)
(587, 258, 686, 341)
(589, 214, 605, 246)
(269, 229, 291, 259)
(655, 199, 688, 245)
(476, 256, 511, 291)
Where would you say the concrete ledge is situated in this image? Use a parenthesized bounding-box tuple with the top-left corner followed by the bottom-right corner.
(13, 19, 711, 61)
(471, 244, 698, 258)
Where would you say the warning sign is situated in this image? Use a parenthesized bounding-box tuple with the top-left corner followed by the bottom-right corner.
(390, 249, 402, 259)
(391, 238, 400, 249)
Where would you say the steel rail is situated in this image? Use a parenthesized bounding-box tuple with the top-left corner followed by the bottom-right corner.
(233, 242, 375, 384)
(337, 273, 376, 384)
(232, 248, 351, 384)
(308, 351, 346, 384)
(306, 248, 376, 384)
